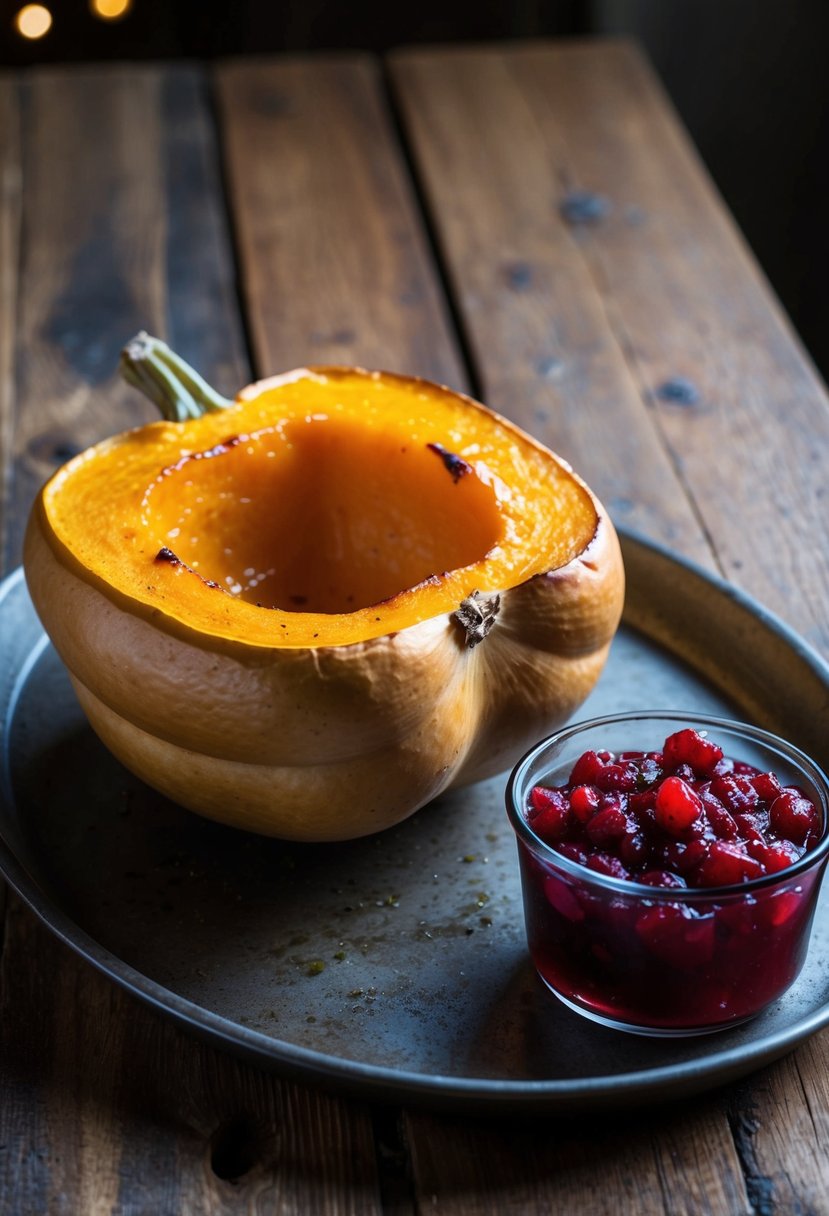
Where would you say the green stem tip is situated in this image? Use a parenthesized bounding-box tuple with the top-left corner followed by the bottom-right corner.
(119, 332, 234, 422)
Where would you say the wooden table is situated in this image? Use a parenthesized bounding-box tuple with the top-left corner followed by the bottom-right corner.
(3, 38, 829, 1213)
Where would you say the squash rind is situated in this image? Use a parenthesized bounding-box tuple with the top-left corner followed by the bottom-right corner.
(24, 365, 625, 840)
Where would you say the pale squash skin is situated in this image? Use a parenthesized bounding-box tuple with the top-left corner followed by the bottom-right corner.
(24, 355, 624, 840)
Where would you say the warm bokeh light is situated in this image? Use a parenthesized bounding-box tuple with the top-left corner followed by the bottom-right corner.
(90, 0, 132, 19)
(14, 3, 52, 38)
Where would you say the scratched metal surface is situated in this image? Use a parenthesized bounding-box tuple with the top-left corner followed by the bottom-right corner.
(3, 531, 829, 1112)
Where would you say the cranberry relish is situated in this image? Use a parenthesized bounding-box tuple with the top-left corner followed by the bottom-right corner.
(511, 719, 829, 1032)
(526, 727, 821, 889)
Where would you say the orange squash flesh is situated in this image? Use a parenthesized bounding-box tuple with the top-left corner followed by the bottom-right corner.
(24, 347, 624, 840)
(38, 367, 598, 649)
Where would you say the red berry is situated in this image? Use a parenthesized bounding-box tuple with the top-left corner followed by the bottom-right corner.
(638, 869, 687, 889)
(544, 876, 585, 922)
(699, 788, 739, 840)
(635, 756, 663, 789)
(528, 785, 570, 839)
(696, 841, 765, 886)
(619, 830, 650, 868)
(635, 904, 715, 967)
(733, 812, 765, 844)
(629, 789, 657, 817)
(710, 773, 759, 815)
(595, 762, 639, 793)
(769, 789, 819, 846)
(570, 784, 601, 823)
(751, 771, 783, 804)
(657, 838, 709, 876)
(586, 854, 630, 880)
(654, 776, 703, 836)
(569, 750, 607, 786)
(557, 842, 588, 865)
(663, 728, 723, 777)
(529, 785, 561, 815)
(586, 806, 630, 846)
(746, 838, 800, 873)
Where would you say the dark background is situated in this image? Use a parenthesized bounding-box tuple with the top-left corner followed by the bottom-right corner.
(3, 0, 829, 379)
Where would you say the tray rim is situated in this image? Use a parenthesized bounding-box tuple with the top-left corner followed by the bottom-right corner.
(3, 529, 829, 1113)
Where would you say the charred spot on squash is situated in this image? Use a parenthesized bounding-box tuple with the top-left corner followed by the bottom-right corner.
(154, 545, 223, 591)
(426, 442, 473, 483)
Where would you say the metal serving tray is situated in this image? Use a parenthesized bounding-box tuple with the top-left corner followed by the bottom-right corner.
(3, 531, 829, 1112)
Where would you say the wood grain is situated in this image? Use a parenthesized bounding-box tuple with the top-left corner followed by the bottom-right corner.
(393, 40, 829, 650)
(0, 64, 385, 1216)
(1, 906, 384, 1215)
(0, 74, 21, 940)
(214, 55, 466, 386)
(390, 38, 829, 1216)
(0, 76, 21, 573)
(510, 40, 829, 648)
(389, 43, 711, 562)
(727, 1044, 829, 1212)
(3, 66, 249, 569)
(4, 40, 829, 1216)
(404, 1100, 751, 1215)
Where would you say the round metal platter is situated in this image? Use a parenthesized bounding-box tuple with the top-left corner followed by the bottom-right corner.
(3, 530, 829, 1113)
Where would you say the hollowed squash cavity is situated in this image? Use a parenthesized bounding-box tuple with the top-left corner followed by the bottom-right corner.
(144, 416, 504, 614)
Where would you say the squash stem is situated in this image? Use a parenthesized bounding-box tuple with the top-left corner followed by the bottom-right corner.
(119, 332, 234, 421)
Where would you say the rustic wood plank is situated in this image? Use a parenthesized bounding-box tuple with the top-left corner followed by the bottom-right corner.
(4, 66, 248, 571)
(484, 40, 829, 648)
(8, 67, 162, 569)
(390, 38, 827, 1216)
(2, 905, 384, 1214)
(0, 75, 21, 939)
(726, 1038, 829, 1212)
(215, 60, 492, 1214)
(404, 1099, 751, 1215)
(214, 54, 466, 385)
(0, 63, 386, 1216)
(416, 45, 829, 1211)
(389, 42, 711, 563)
(0, 75, 21, 574)
(4, 41, 828, 1216)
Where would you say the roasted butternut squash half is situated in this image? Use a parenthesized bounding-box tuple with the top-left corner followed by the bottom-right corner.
(24, 335, 624, 840)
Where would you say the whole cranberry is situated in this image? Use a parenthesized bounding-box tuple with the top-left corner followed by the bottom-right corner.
(769, 789, 818, 846)
(654, 777, 702, 837)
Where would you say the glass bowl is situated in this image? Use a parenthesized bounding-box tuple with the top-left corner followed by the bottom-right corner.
(505, 711, 829, 1036)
